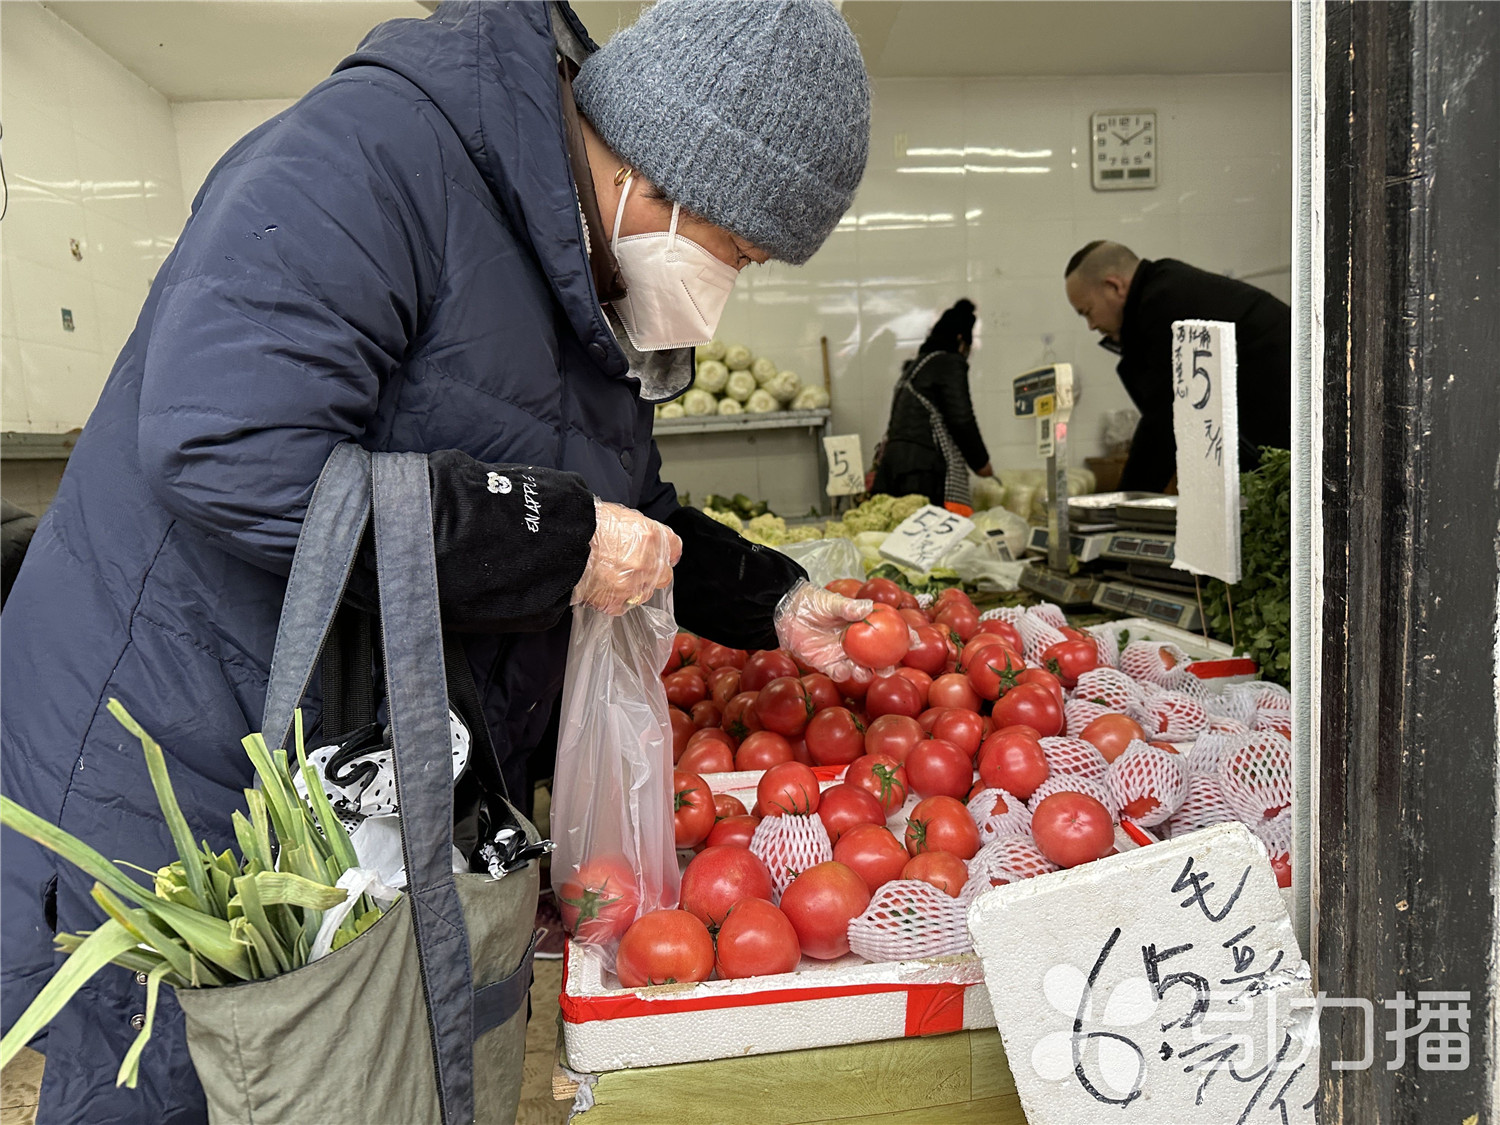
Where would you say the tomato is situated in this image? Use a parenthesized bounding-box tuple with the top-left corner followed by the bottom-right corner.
(933, 602, 979, 642)
(833, 673, 869, 702)
(714, 897, 802, 978)
(966, 647, 1026, 702)
(668, 707, 696, 762)
(706, 814, 760, 849)
(616, 909, 715, 987)
(708, 667, 743, 709)
(815, 783, 886, 843)
(557, 855, 640, 944)
(734, 730, 795, 771)
(905, 739, 975, 800)
(864, 713, 924, 763)
(931, 708, 984, 759)
(789, 738, 814, 766)
(899, 625, 949, 676)
(933, 588, 975, 613)
(679, 845, 775, 929)
(958, 631, 1007, 669)
(753, 676, 812, 738)
(1270, 853, 1292, 889)
(865, 673, 923, 720)
(917, 706, 948, 733)
(685, 702, 720, 733)
(1149, 740, 1180, 755)
(833, 825, 910, 894)
(977, 730, 1049, 799)
(896, 590, 920, 611)
(1030, 792, 1115, 868)
(929, 673, 982, 712)
(843, 605, 911, 669)
(856, 577, 904, 607)
(678, 736, 735, 775)
(714, 793, 748, 820)
(742, 649, 800, 692)
(663, 668, 708, 709)
(696, 641, 746, 672)
(976, 618, 1024, 653)
(662, 646, 682, 676)
(1040, 639, 1098, 689)
(778, 861, 871, 960)
(902, 851, 969, 897)
(905, 795, 981, 859)
(756, 761, 821, 817)
(674, 770, 716, 848)
(895, 607, 927, 631)
(722, 691, 763, 741)
(893, 667, 933, 706)
(800, 673, 842, 713)
(826, 578, 865, 598)
(993, 682, 1063, 737)
(804, 706, 866, 767)
(1080, 714, 1146, 763)
(1016, 667, 1066, 709)
(842, 751, 907, 812)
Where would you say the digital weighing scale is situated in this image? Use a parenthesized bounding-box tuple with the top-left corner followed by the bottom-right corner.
(1092, 579, 1207, 631)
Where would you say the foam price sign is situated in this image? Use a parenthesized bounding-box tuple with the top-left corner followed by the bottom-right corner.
(879, 505, 973, 572)
(1170, 319, 1242, 584)
(969, 824, 1318, 1125)
(823, 434, 865, 497)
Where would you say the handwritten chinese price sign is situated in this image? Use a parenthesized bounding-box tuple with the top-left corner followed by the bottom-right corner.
(969, 823, 1317, 1124)
(822, 434, 865, 497)
(1171, 320, 1243, 584)
(879, 505, 974, 573)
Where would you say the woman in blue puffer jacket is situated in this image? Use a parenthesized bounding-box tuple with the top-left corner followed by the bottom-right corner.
(0, 2, 870, 1120)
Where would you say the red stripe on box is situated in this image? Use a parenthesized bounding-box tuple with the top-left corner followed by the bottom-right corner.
(903, 984, 966, 1036)
(1120, 819, 1155, 847)
(1187, 659, 1260, 679)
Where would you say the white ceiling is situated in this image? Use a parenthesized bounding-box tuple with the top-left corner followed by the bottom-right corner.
(40, 0, 1290, 104)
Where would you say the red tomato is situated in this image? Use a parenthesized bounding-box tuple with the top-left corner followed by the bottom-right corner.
(722, 691, 763, 741)
(668, 707, 696, 763)
(856, 577, 905, 607)
(844, 752, 909, 814)
(695, 641, 746, 672)
(905, 795, 981, 859)
(1030, 792, 1115, 868)
(844, 605, 911, 669)
(804, 706, 867, 767)
(675, 632, 699, 664)
(714, 898, 802, 979)
(557, 855, 640, 944)
(976, 618, 1024, 653)
(901, 625, 950, 676)
(616, 910, 715, 987)
(958, 631, 1007, 669)
(933, 587, 975, 612)
(917, 706, 949, 733)
(1270, 853, 1292, 889)
(893, 667, 933, 705)
(734, 730, 795, 771)
(905, 739, 975, 800)
(705, 814, 760, 849)
(833, 825, 911, 894)
(1080, 714, 1147, 764)
(778, 862, 871, 960)
(800, 673, 842, 713)
(662, 668, 708, 709)
(866, 673, 923, 720)
(714, 793, 748, 820)
(932, 708, 984, 759)
(1040, 639, 1099, 689)
(1016, 667, 1066, 709)
(933, 602, 979, 642)
(833, 673, 869, 702)
(815, 783, 886, 843)
(1149, 740, 1181, 755)
(864, 713, 924, 763)
(789, 738, 814, 766)
(708, 667, 743, 709)
(993, 682, 1063, 737)
(977, 730, 1049, 799)
(896, 590, 920, 610)
(742, 650, 800, 692)
(674, 770, 716, 848)
(929, 673, 982, 712)
(690, 701, 722, 731)
(678, 737, 735, 775)
(756, 762, 821, 817)
(756, 676, 815, 737)
(902, 851, 969, 897)
(966, 647, 1026, 702)
(679, 845, 775, 929)
(662, 646, 682, 676)
(826, 578, 864, 598)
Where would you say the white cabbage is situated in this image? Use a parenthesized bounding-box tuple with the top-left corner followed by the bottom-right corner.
(698, 339, 727, 363)
(751, 355, 779, 385)
(695, 359, 729, 394)
(682, 388, 717, 416)
(767, 369, 802, 404)
(717, 397, 744, 415)
(660, 402, 686, 419)
(746, 388, 780, 414)
(725, 370, 756, 402)
(723, 344, 753, 371)
(791, 385, 831, 410)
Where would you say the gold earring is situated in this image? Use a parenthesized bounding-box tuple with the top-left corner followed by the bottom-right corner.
(614, 166, 632, 186)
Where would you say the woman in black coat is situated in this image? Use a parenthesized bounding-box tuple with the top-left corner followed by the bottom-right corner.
(872, 299, 994, 513)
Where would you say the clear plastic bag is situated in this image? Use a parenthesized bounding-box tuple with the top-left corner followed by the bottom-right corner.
(776, 536, 864, 587)
(549, 589, 680, 965)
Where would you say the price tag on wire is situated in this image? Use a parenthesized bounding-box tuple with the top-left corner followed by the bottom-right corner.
(879, 505, 974, 572)
(823, 433, 865, 497)
(1170, 320, 1242, 584)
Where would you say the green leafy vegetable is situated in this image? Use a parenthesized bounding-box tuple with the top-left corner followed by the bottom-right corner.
(1204, 448, 1291, 686)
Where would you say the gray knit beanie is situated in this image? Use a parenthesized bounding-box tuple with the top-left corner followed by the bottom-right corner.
(573, 0, 870, 265)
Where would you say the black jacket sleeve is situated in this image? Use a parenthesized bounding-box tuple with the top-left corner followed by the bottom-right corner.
(666, 507, 808, 651)
(346, 449, 596, 633)
(927, 355, 990, 471)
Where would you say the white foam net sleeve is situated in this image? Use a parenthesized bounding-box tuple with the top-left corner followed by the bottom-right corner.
(1038, 736, 1109, 782)
(1119, 641, 1188, 687)
(1064, 698, 1112, 737)
(750, 814, 833, 901)
(1028, 772, 1119, 820)
(1072, 668, 1141, 712)
(1185, 731, 1238, 777)
(1205, 682, 1261, 726)
(1165, 773, 1237, 838)
(1163, 665, 1214, 704)
(1027, 603, 1070, 631)
(848, 880, 973, 961)
(1216, 732, 1294, 826)
(967, 787, 1033, 841)
(1252, 682, 1293, 711)
(966, 837, 1060, 893)
(1086, 623, 1121, 669)
(1253, 807, 1294, 858)
(979, 605, 1026, 625)
(1017, 613, 1068, 664)
(1138, 691, 1209, 740)
(1104, 741, 1187, 827)
(1253, 712, 1293, 734)
(1205, 715, 1251, 735)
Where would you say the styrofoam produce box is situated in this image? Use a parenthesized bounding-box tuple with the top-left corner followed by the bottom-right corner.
(1105, 616, 1260, 686)
(560, 769, 1151, 1073)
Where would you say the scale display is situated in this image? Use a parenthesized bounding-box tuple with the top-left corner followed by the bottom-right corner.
(1100, 531, 1178, 564)
(1026, 525, 1109, 564)
(1092, 580, 1204, 631)
(1019, 565, 1098, 608)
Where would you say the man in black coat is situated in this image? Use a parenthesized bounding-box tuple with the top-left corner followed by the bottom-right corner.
(1064, 241, 1292, 491)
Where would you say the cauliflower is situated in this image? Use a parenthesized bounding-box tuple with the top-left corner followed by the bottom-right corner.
(725, 370, 756, 403)
(724, 344, 753, 371)
(682, 388, 717, 416)
(717, 397, 744, 415)
(702, 507, 743, 532)
(791, 385, 831, 411)
(785, 525, 823, 543)
(820, 520, 852, 539)
(745, 389, 779, 414)
(841, 506, 888, 535)
(745, 513, 789, 544)
(766, 369, 802, 404)
(698, 339, 727, 363)
(695, 359, 729, 394)
(888, 493, 929, 526)
(659, 402, 686, 419)
(751, 355, 779, 385)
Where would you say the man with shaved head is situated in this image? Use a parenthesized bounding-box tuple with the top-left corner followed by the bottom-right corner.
(1064, 241, 1291, 491)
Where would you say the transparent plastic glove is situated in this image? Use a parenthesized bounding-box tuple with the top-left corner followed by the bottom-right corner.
(774, 579, 878, 684)
(572, 499, 682, 616)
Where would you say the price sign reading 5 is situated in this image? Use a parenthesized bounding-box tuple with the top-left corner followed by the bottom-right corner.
(823, 434, 865, 497)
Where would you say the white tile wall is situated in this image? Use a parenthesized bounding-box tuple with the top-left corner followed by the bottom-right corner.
(692, 71, 1292, 507)
(1, 3, 187, 433)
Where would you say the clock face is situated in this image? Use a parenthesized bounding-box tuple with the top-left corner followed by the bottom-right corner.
(1091, 111, 1157, 191)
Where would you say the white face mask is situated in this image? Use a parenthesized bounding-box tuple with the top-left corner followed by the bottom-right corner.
(609, 174, 739, 352)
